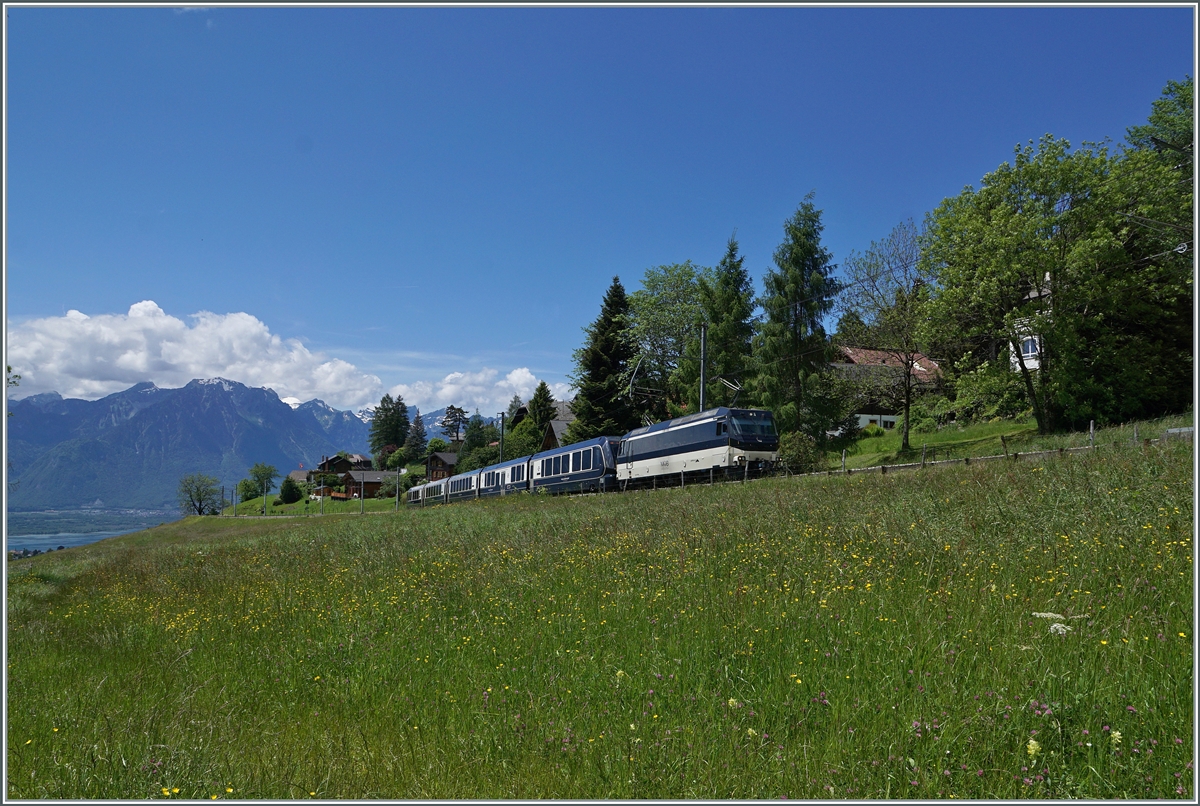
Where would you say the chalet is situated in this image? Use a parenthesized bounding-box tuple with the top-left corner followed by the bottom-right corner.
(314, 453, 373, 477)
(340, 470, 394, 499)
(832, 346, 942, 430)
(426, 451, 458, 481)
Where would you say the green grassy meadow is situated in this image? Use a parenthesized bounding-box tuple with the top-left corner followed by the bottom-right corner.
(838, 412, 1194, 470)
(6, 438, 1193, 798)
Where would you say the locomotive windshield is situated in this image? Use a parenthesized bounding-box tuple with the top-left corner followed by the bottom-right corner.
(730, 413, 777, 436)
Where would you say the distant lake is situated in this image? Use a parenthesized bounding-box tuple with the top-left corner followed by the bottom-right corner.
(7, 529, 142, 552)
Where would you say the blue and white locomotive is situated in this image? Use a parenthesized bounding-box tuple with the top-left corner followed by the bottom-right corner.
(405, 407, 777, 507)
(617, 407, 778, 486)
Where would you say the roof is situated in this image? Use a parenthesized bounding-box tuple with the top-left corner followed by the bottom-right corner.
(343, 470, 396, 483)
(836, 346, 941, 383)
(287, 470, 308, 483)
(553, 399, 576, 423)
(429, 452, 458, 466)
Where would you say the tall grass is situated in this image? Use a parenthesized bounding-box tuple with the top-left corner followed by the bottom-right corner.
(6, 439, 1192, 798)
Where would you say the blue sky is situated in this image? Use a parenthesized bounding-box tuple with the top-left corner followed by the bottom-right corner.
(5, 5, 1194, 413)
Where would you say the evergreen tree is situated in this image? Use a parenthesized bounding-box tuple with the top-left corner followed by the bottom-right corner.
(506, 394, 524, 420)
(279, 475, 304, 504)
(369, 393, 409, 466)
(440, 405, 469, 443)
(526, 381, 556, 434)
(566, 276, 641, 442)
(679, 235, 756, 412)
(399, 410, 427, 465)
(753, 193, 840, 437)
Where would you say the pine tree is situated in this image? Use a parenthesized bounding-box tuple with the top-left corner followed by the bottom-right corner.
(400, 411, 427, 465)
(440, 405, 469, 443)
(526, 381, 556, 434)
(369, 393, 409, 468)
(753, 194, 839, 436)
(566, 276, 641, 442)
(679, 235, 756, 412)
(506, 394, 524, 420)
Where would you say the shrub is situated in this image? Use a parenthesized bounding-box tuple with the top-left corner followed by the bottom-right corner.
(779, 431, 823, 474)
(860, 423, 886, 439)
(279, 476, 304, 504)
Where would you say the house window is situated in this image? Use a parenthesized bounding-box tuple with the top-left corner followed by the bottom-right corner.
(1021, 337, 1038, 360)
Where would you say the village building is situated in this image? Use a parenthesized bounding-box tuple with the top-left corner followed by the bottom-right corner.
(832, 346, 942, 430)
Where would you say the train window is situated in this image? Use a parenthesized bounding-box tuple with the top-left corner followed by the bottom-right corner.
(552, 455, 561, 475)
(572, 451, 581, 472)
(593, 446, 602, 468)
(515, 466, 524, 482)
(582, 449, 591, 470)
(717, 421, 727, 435)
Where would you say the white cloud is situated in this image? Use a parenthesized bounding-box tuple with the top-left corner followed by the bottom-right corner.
(390, 367, 572, 415)
(7, 301, 383, 410)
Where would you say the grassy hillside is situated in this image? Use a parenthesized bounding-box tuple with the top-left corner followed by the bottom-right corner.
(7, 439, 1192, 798)
(835, 412, 1193, 470)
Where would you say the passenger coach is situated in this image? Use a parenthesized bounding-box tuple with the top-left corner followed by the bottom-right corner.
(529, 436, 619, 494)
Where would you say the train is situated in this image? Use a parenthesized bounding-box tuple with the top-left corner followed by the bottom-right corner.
(406, 406, 779, 507)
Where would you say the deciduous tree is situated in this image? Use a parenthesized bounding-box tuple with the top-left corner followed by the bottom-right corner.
(178, 473, 222, 516)
(839, 218, 935, 451)
(624, 262, 703, 420)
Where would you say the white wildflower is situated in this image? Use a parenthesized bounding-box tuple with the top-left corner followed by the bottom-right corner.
(1032, 612, 1066, 620)
(1049, 623, 1072, 635)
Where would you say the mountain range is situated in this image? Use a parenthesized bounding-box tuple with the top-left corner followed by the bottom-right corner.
(7, 379, 375, 511)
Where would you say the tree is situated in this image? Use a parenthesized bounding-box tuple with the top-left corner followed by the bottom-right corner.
(924, 107, 1192, 432)
(237, 478, 260, 503)
(398, 410, 428, 465)
(440, 405, 468, 443)
(369, 393, 409, 467)
(248, 463, 280, 497)
(566, 276, 642, 443)
(1126, 75, 1193, 181)
(502, 416, 543, 459)
(526, 381, 556, 434)
(506, 394, 524, 420)
(624, 262, 704, 420)
(753, 193, 840, 438)
(831, 310, 876, 348)
(279, 475, 304, 504)
(178, 473, 222, 516)
(678, 235, 757, 412)
(426, 437, 450, 456)
(839, 218, 935, 451)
